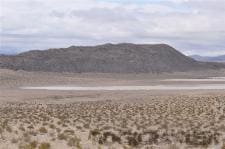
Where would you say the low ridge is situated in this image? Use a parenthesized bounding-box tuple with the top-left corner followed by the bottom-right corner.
(190, 55, 225, 63)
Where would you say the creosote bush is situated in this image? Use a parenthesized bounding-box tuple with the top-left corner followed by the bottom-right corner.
(38, 142, 51, 149)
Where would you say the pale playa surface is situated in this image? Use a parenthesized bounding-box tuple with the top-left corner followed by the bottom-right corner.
(1, 69, 225, 89)
(21, 76, 225, 90)
(162, 77, 225, 82)
(21, 84, 225, 91)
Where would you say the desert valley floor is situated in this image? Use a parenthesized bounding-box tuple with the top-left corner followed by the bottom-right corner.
(1, 69, 225, 149)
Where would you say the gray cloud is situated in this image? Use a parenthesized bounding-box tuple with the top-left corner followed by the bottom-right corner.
(0, 0, 225, 56)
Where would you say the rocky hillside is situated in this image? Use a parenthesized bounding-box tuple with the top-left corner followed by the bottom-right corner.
(0, 43, 224, 73)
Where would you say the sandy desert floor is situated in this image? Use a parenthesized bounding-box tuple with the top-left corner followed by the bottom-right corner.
(1, 69, 225, 149)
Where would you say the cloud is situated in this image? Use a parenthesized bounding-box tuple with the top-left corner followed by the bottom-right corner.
(0, 0, 225, 56)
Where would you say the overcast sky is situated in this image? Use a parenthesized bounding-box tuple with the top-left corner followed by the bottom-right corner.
(0, 0, 225, 56)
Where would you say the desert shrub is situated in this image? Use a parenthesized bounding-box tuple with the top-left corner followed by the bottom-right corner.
(29, 131, 38, 136)
(30, 141, 38, 148)
(39, 127, 48, 134)
(143, 131, 159, 144)
(57, 121, 61, 125)
(42, 122, 48, 126)
(102, 131, 121, 144)
(67, 136, 81, 147)
(19, 126, 26, 131)
(56, 128, 61, 133)
(6, 126, 12, 132)
(19, 142, 37, 149)
(49, 124, 55, 129)
(51, 138, 56, 141)
(64, 129, 75, 135)
(127, 136, 139, 147)
(27, 125, 34, 129)
(62, 123, 68, 127)
(76, 126, 82, 129)
(222, 143, 225, 149)
(185, 132, 213, 146)
(90, 129, 100, 136)
(83, 123, 90, 129)
(57, 133, 67, 140)
(11, 138, 18, 144)
(23, 133, 31, 142)
(168, 144, 179, 149)
(98, 136, 104, 145)
(38, 142, 50, 149)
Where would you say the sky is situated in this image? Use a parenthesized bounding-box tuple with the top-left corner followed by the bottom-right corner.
(0, 0, 225, 56)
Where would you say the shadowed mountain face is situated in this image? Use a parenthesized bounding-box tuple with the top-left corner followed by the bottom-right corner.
(0, 43, 224, 73)
(190, 55, 225, 63)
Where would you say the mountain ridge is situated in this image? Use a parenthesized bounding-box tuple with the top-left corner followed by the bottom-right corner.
(0, 43, 224, 73)
(190, 55, 225, 62)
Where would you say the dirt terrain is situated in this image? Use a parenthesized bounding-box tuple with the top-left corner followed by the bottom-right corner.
(1, 69, 225, 149)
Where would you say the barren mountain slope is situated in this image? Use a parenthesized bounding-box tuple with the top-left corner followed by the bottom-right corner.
(0, 43, 224, 73)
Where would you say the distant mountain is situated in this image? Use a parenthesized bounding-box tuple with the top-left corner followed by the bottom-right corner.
(190, 55, 225, 62)
(0, 43, 224, 73)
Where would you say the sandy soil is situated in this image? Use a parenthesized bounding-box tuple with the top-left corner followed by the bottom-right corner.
(1, 69, 225, 149)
